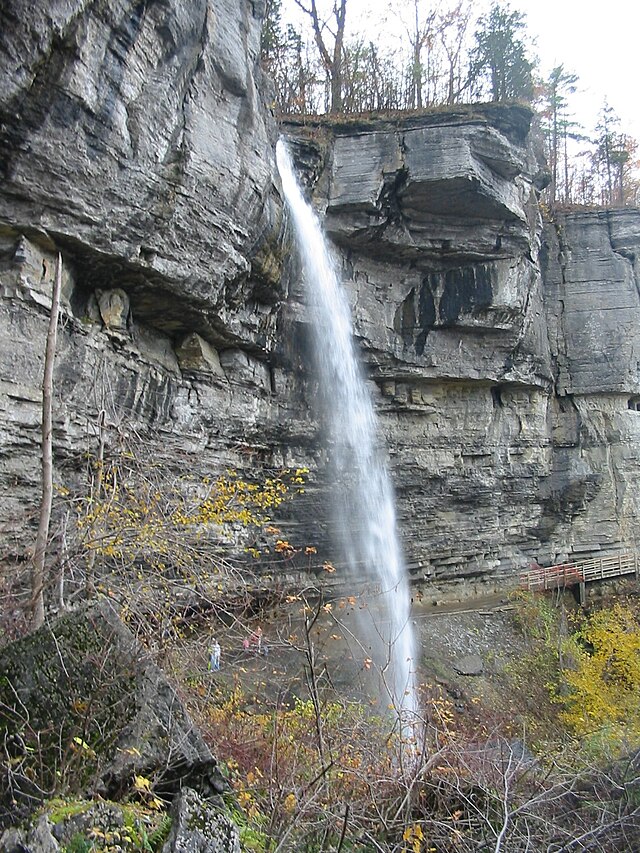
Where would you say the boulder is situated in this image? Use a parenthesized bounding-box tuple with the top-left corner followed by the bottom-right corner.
(97, 288, 130, 332)
(162, 789, 240, 853)
(0, 795, 240, 853)
(453, 653, 484, 676)
(0, 815, 59, 853)
(176, 333, 226, 377)
(0, 602, 224, 828)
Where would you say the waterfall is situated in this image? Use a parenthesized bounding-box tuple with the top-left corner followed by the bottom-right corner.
(276, 140, 418, 721)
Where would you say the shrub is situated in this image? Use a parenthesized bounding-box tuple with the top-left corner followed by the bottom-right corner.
(557, 603, 640, 750)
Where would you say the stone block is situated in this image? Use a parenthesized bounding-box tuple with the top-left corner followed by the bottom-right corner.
(176, 333, 225, 376)
(96, 289, 130, 332)
(0, 603, 224, 827)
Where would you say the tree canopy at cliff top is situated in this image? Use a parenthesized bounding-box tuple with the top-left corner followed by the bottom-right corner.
(267, 0, 639, 207)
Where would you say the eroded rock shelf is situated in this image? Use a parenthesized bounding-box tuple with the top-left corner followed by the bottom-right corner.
(1, 0, 640, 605)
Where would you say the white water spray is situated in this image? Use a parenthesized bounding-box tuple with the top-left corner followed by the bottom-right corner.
(276, 140, 418, 720)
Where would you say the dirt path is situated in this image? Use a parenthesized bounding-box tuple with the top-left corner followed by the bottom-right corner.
(172, 588, 523, 716)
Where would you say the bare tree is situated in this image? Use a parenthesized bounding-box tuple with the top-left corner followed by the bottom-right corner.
(390, 0, 437, 109)
(439, 1, 473, 104)
(295, 0, 348, 113)
(31, 252, 62, 629)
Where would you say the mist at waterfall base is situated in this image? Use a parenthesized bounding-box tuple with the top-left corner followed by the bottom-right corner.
(276, 140, 418, 722)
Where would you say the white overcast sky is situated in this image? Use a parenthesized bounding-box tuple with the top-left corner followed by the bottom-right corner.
(281, 0, 640, 143)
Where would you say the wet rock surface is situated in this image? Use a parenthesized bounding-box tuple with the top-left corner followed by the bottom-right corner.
(284, 119, 640, 592)
(0, 0, 639, 607)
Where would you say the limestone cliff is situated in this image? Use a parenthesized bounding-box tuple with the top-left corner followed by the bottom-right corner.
(1, 0, 639, 605)
(283, 114, 640, 596)
(0, 0, 309, 572)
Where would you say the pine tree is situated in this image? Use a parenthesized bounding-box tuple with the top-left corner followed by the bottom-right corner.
(541, 65, 580, 204)
(470, 2, 535, 102)
(595, 103, 630, 206)
(261, 0, 283, 65)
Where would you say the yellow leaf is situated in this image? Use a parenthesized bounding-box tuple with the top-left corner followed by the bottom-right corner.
(134, 775, 152, 792)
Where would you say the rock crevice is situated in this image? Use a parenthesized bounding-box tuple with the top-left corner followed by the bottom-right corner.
(1, 2, 640, 602)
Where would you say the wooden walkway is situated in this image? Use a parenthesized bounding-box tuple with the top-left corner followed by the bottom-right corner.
(520, 553, 639, 592)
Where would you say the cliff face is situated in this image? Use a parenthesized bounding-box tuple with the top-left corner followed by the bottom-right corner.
(0, 0, 313, 567)
(283, 116, 640, 594)
(1, 1, 640, 601)
(0, 0, 282, 312)
(539, 210, 640, 562)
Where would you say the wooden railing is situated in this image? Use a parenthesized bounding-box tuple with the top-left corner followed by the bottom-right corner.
(520, 553, 638, 591)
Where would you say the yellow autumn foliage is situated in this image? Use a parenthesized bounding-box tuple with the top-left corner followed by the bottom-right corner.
(75, 462, 307, 573)
(403, 823, 424, 853)
(558, 603, 640, 748)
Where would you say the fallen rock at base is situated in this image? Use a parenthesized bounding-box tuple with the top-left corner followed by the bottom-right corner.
(162, 788, 240, 853)
(0, 601, 225, 828)
(453, 653, 484, 676)
(0, 794, 240, 853)
(0, 815, 59, 853)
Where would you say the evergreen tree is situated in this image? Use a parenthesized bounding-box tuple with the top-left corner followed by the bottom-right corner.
(261, 0, 283, 65)
(541, 65, 580, 204)
(470, 2, 535, 102)
(595, 102, 626, 206)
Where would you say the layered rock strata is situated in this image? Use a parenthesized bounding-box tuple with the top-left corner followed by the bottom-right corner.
(283, 115, 640, 596)
(0, 0, 639, 605)
(0, 0, 317, 581)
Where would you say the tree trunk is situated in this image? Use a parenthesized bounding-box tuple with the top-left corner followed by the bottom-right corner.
(297, 0, 346, 114)
(550, 101, 558, 204)
(414, 43, 422, 109)
(31, 252, 62, 629)
(330, 63, 342, 113)
(329, 0, 346, 113)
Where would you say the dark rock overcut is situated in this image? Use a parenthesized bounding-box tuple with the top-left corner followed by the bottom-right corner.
(0, 1, 639, 607)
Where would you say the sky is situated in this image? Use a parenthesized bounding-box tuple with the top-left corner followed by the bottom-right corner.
(281, 0, 640, 144)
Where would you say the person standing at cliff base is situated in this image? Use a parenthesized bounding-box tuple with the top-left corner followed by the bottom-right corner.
(209, 639, 221, 671)
(251, 627, 263, 654)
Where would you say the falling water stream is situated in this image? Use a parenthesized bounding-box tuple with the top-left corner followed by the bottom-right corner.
(276, 140, 418, 721)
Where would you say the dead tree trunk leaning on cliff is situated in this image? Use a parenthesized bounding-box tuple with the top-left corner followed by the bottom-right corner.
(31, 252, 62, 629)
